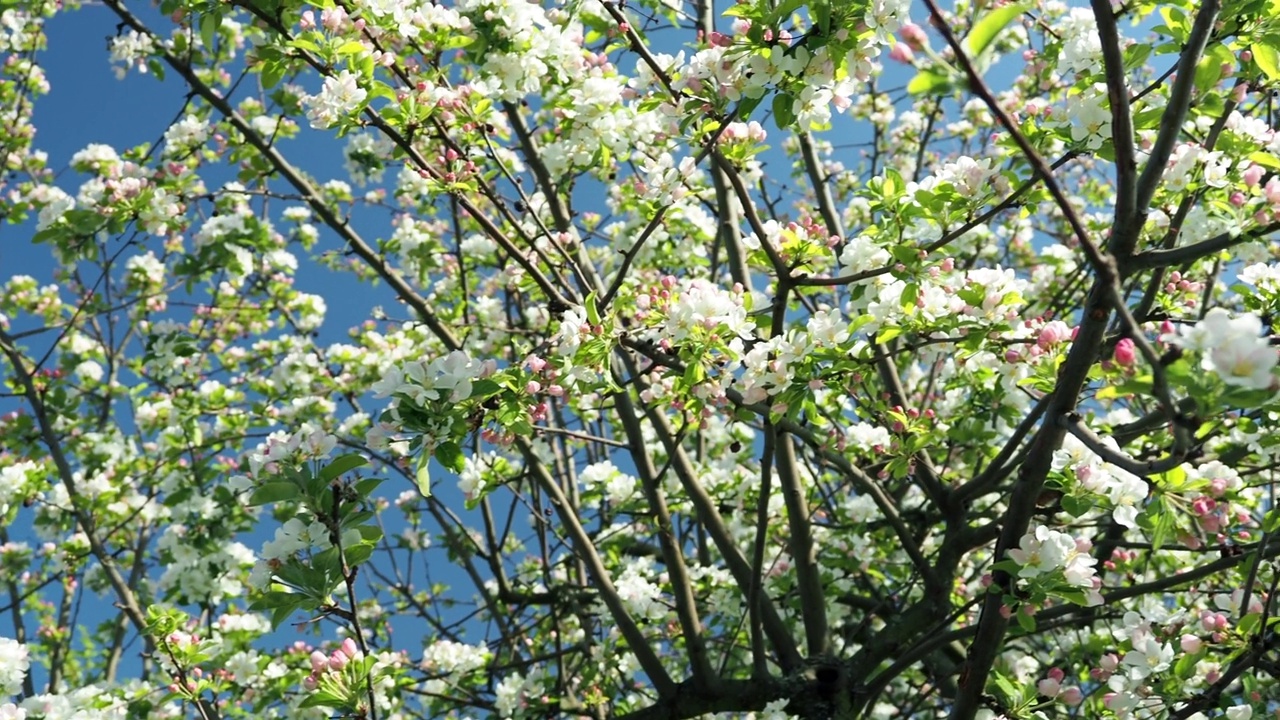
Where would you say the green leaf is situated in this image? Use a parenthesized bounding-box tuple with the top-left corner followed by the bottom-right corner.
(269, 599, 302, 629)
(772, 92, 796, 128)
(1194, 43, 1233, 95)
(1173, 648, 1203, 678)
(345, 544, 374, 567)
(1265, 507, 1280, 534)
(1145, 496, 1175, 552)
(735, 94, 764, 121)
(261, 61, 284, 89)
(1123, 43, 1152, 71)
(353, 476, 384, 498)
(900, 283, 919, 314)
(1239, 611, 1262, 636)
(319, 453, 368, 482)
(297, 689, 346, 709)
(1253, 41, 1280, 81)
(766, 0, 805, 26)
(335, 40, 367, 55)
(290, 36, 321, 53)
(584, 291, 600, 325)
(876, 326, 902, 344)
(683, 360, 705, 386)
(907, 70, 953, 95)
(163, 487, 193, 508)
(199, 13, 218, 53)
(248, 482, 301, 507)
(1016, 607, 1036, 632)
(248, 590, 297, 611)
(1061, 494, 1093, 518)
(963, 2, 1032, 58)
(434, 441, 465, 474)
(1248, 151, 1280, 170)
(415, 456, 432, 498)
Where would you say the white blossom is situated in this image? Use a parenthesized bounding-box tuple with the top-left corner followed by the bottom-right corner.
(304, 70, 368, 129)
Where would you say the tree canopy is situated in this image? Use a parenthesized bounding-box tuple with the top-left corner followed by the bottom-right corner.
(3, 0, 1280, 718)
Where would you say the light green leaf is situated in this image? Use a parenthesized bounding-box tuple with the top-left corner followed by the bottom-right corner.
(876, 326, 902, 344)
(415, 456, 432, 498)
(335, 40, 367, 56)
(290, 37, 321, 53)
(1248, 151, 1280, 170)
(1254, 42, 1280, 81)
(963, 2, 1032, 58)
(907, 70, 953, 95)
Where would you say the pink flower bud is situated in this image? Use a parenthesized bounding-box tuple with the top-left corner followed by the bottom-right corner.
(1060, 686, 1083, 705)
(901, 22, 927, 50)
(1037, 320, 1070, 348)
(1038, 678, 1061, 697)
(889, 43, 914, 63)
(1243, 164, 1265, 187)
(1201, 610, 1218, 631)
(1265, 178, 1280, 204)
(341, 637, 360, 660)
(329, 651, 347, 671)
(1113, 338, 1137, 367)
(1181, 634, 1204, 653)
(1192, 496, 1216, 516)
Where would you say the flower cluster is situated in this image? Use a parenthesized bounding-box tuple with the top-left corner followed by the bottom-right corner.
(1007, 525, 1103, 606)
(0, 639, 28, 696)
(372, 350, 480, 406)
(303, 70, 368, 129)
(304, 637, 361, 691)
(1165, 308, 1278, 390)
(1051, 434, 1149, 527)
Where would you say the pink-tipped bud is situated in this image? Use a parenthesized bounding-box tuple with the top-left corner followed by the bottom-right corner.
(1181, 634, 1204, 653)
(1113, 338, 1137, 367)
(889, 43, 914, 63)
(901, 22, 927, 50)
(341, 637, 360, 661)
(329, 651, 348, 672)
